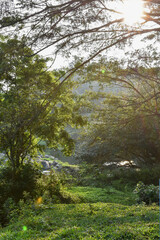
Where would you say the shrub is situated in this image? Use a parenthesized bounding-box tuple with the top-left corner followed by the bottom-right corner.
(0, 166, 80, 227)
(37, 170, 80, 204)
(134, 181, 159, 205)
(0, 163, 41, 226)
(95, 164, 160, 187)
(0, 164, 41, 201)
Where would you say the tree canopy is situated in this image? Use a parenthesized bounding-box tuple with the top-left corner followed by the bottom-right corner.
(0, 36, 84, 170)
(75, 60, 160, 165)
(0, 0, 159, 166)
(0, 0, 159, 74)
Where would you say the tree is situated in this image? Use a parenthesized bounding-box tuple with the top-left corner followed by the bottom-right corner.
(0, 0, 159, 166)
(0, 0, 159, 77)
(76, 60, 160, 166)
(0, 36, 84, 171)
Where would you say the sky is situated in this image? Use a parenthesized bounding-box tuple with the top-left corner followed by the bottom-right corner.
(8, 0, 160, 69)
(41, 35, 148, 70)
(38, 0, 155, 69)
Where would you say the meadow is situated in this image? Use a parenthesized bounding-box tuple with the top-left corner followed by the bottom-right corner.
(0, 185, 159, 240)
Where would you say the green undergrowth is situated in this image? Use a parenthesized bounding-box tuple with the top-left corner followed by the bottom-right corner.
(1, 162, 159, 239)
(75, 163, 160, 187)
(1, 186, 159, 239)
(67, 186, 136, 205)
(0, 202, 158, 239)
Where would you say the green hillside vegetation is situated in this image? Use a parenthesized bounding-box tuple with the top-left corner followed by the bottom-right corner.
(0, 186, 159, 239)
(0, 45, 160, 238)
(0, 1, 160, 238)
(1, 162, 160, 239)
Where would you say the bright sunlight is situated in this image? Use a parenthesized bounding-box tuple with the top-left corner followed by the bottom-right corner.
(120, 0, 144, 25)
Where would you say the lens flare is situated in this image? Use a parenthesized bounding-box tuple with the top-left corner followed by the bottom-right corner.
(23, 226, 27, 231)
(35, 196, 43, 205)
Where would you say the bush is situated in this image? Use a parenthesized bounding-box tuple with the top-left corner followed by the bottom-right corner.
(95, 164, 160, 187)
(0, 163, 41, 202)
(37, 170, 80, 204)
(134, 181, 159, 205)
(0, 163, 41, 226)
(0, 165, 80, 227)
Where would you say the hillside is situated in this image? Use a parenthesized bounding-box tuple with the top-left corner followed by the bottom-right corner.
(0, 187, 158, 239)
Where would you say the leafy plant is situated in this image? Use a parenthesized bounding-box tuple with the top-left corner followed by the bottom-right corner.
(37, 170, 80, 204)
(134, 181, 159, 205)
(0, 163, 41, 226)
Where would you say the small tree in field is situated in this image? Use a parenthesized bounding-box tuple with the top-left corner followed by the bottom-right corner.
(0, 36, 84, 172)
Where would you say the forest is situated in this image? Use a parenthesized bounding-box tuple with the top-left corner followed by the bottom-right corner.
(0, 0, 160, 239)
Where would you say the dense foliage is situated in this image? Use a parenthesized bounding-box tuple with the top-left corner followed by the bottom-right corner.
(0, 1, 159, 237)
(134, 181, 159, 205)
(0, 164, 79, 227)
(0, 163, 41, 226)
(76, 62, 160, 166)
(0, 36, 84, 170)
(0, 190, 159, 239)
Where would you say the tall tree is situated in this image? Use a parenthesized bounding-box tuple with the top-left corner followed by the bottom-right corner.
(76, 60, 160, 165)
(0, 36, 84, 170)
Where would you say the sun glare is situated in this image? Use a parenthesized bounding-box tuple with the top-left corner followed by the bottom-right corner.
(121, 0, 144, 26)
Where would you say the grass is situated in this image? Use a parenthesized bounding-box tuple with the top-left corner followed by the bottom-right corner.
(0, 203, 158, 239)
(0, 187, 159, 239)
(67, 186, 136, 205)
